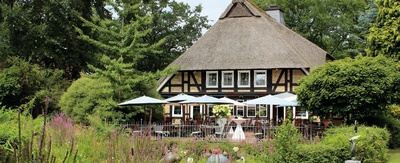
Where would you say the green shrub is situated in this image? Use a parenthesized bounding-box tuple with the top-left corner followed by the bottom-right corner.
(360, 115, 400, 148)
(0, 109, 44, 162)
(294, 143, 348, 163)
(321, 125, 389, 163)
(273, 120, 302, 163)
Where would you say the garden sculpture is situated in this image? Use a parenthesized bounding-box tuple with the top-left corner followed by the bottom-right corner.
(349, 135, 360, 160)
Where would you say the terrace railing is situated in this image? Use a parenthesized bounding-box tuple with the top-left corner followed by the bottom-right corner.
(119, 121, 325, 142)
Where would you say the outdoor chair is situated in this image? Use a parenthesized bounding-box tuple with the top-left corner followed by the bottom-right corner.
(254, 125, 266, 141)
(154, 125, 170, 139)
(214, 124, 229, 141)
(190, 125, 204, 140)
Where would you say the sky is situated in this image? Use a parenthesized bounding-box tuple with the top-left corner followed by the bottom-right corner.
(175, 0, 232, 25)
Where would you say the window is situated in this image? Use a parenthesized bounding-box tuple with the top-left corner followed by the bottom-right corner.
(238, 71, 250, 87)
(247, 105, 256, 117)
(172, 105, 183, 117)
(236, 105, 244, 117)
(254, 70, 266, 87)
(207, 104, 215, 116)
(206, 71, 218, 88)
(258, 105, 267, 117)
(222, 71, 234, 87)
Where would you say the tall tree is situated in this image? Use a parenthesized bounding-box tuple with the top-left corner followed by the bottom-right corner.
(366, 0, 400, 61)
(61, 2, 177, 123)
(130, 0, 210, 71)
(252, 0, 370, 59)
(295, 56, 400, 121)
(0, 0, 109, 79)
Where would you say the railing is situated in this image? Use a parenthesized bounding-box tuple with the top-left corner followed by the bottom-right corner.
(119, 122, 325, 142)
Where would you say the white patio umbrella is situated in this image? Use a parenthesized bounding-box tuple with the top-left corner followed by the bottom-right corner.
(118, 95, 169, 125)
(118, 95, 168, 106)
(244, 95, 297, 106)
(244, 95, 297, 125)
(179, 95, 233, 124)
(219, 97, 244, 106)
(164, 93, 196, 102)
(179, 95, 233, 104)
(164, 93, 196, 121)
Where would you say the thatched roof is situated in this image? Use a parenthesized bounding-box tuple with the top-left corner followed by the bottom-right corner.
(169, 0, 331, 71)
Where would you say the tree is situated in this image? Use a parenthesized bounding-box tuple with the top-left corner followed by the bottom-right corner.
(61, 2, 177, 123)
(0, 0, 109, 79)
(366, 0, 400, 61)
(252, 0, 370, 59)
(0, 57, 67, 117)
(120, 0, 210, 71)
(295, 56, 400, 120)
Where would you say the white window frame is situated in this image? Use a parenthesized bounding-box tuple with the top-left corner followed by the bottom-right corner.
(247, 104, 256, 117)
(171, 105, 183, 117)
(254, 70, 267, 87)
(206, 71, 218, 88)
(258, 104, 268, 117)
(238, 70, 250, 87)
(222, 71, 234, 88)
(236, 104, 244, 117)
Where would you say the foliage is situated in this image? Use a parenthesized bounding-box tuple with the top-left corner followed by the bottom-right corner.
(212, 105, 231, 118)
(58, 75, 117, 124)
(293, 143, 348, 163)
(388, 105, 400, 119)
(323, 125, 390, 163)
(0, 109, 45, 162)
(0, 57, 67, 116)
(67, 0, 179, 123)
(360, 114, 400, 148)
(296, 55, 400, 120)
(0, 0, 108, 79)
(366, 0, 400, 61)
(134, 0, 210, 71)
(273, 119, 302, 162)
(252, 0, 371, 59)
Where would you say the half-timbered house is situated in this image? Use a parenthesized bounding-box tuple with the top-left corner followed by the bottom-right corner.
(157, 0, 333, 123)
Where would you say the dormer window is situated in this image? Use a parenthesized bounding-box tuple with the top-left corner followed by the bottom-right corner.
(206, 71, 218, 88)
(222, 71, 234, 87)
(254, 70, 267, 87)
(238, 71, 250, 87)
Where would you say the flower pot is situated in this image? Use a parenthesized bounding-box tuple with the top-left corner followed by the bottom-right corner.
(216, 118, 227, 127)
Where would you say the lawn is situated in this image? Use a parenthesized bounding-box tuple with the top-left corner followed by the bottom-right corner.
(388, 148, 400, 163)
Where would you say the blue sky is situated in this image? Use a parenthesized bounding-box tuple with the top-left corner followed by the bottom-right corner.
(175, 0, 231, 25)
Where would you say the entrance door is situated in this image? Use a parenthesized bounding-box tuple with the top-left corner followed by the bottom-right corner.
(191, 105, 202, 118)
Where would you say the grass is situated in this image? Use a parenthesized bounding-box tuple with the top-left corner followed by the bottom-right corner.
(388, 148, 400, 163)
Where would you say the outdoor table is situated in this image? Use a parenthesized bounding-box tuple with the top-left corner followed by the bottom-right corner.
(201, 125, 217, 138)
(231, 118, 247, 141)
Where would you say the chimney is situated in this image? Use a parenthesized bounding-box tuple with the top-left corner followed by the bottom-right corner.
(265, 4, 285, 24)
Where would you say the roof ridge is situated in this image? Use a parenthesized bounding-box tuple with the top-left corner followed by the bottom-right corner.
(220, 0, 260, 19)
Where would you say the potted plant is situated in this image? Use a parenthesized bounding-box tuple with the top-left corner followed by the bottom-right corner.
(212, 105, 231, 127)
